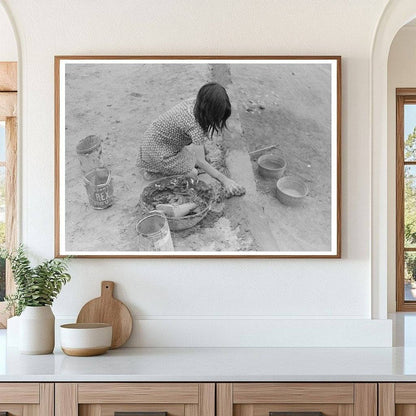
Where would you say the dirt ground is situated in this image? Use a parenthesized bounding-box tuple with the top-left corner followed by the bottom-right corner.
(64, 62, 333, 253)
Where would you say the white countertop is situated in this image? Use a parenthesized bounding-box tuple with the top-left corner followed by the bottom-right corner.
(3, 313, 416, 382)
(2, 327, 416, 382)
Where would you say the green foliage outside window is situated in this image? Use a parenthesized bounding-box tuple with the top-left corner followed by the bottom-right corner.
(405, 127, 416, 282)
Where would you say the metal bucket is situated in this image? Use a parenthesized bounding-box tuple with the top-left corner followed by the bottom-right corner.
(76, 135, 104, 174)
(83, 167, 114, 209)
(136, 211, 174, 251)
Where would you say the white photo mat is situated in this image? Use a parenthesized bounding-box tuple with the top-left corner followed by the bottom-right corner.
(55, 56, 341, 258)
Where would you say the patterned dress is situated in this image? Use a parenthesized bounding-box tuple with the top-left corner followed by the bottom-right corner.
(137, 99, 207, 175)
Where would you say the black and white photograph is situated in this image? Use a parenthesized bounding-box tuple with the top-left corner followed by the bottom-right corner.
(55, 57, 341, 257)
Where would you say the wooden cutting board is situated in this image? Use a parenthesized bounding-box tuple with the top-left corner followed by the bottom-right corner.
(76, 281, 133, 349)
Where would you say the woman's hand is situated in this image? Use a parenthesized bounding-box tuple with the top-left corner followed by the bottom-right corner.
(194, 156, 245, 197)
(222, 177, 246, 198)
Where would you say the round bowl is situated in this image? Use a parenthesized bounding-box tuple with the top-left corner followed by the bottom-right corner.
(140, 175, 214, 231)
(60, 323, 112, 357)
(276, 176, 308, 206)
(257, 154, 287, 179)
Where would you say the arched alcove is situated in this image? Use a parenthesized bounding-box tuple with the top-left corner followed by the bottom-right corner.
(386, 20, 416, 313)
(371, 0, 416, 319)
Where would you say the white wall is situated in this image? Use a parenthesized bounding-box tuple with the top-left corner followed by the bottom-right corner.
(0, 3, 17, 61)
(387, 25, 416, 312)
(0, 0, 393, 346)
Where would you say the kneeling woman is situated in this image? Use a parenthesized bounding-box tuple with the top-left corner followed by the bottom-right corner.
(137, 82, 245, 197)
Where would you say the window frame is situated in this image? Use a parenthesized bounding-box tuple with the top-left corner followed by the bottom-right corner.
(396, 88, 416, 311)
(0, 62, 17, 327)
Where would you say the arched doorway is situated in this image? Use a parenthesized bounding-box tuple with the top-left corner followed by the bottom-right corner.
(371, 0, 416, 319)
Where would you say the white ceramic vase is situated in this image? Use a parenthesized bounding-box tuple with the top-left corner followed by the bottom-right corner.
(19, 306, 55, 354)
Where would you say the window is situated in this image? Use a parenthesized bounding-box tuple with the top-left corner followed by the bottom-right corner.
(397, 89, 416, 310)
(0, 62, 17, 327)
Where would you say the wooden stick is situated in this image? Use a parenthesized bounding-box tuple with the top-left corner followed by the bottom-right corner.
(248, 145, 277, 155)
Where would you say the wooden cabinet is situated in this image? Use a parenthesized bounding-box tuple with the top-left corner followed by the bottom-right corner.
(217, 383, 377, 416)
(55, 383, 215, 416)
(0, 381, 385, 416)
(379, 383, 416, 416)
(0, 383, 53, 416)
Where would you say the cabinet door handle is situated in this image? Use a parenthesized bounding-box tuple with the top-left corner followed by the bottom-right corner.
(270, 413, 324, 416)
(115, 412, 168, 416)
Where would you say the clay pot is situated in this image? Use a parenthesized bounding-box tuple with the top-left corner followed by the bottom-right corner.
(276, 176, 309, 206)
(258, 154, 287, 179)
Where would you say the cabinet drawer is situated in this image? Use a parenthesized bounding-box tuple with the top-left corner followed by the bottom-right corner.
(56, 383, 215, 416)
(80, 403, 184, 416)
(78, 383, 200, 404)
(0, 383, 39, 404)
(233, 384, 354, 404)
(0, 383, 53, 416)
(217, 383, 376, 416)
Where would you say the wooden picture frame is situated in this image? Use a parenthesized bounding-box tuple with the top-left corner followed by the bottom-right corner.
(0, 61, 17, 327)
(55, 56, 341, 258)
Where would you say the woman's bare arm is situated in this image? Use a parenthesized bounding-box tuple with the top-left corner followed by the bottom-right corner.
(194, 153, 245, 197)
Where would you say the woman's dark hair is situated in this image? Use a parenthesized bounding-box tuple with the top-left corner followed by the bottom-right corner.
(194, 83, 231, 137)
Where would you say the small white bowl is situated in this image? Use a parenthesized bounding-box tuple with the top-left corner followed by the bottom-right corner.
(60, 323, 112, 357)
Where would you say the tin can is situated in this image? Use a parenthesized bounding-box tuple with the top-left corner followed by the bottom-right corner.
(76, 135, 104, 174)
(136, 211, 174, 251)
(83, 167, 114, 209)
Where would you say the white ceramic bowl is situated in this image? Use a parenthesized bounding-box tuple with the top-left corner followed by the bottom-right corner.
(60, 323, 112, 356)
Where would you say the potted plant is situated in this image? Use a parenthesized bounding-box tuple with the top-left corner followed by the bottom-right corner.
(1, 245, 71, 354)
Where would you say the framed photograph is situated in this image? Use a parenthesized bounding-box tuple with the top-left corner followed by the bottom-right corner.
(55, 56, 341, 258)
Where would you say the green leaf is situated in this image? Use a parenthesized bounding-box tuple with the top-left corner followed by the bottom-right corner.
(5, 245, 71, 314)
